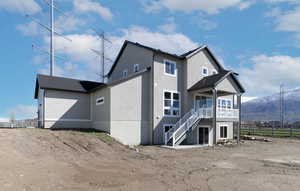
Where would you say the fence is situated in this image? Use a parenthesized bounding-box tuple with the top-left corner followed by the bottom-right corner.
(241, 126, 300, 138)
(0, 121, 37, 128)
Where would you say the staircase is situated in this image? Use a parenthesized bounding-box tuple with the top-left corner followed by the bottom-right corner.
(164, 108, 211, 146)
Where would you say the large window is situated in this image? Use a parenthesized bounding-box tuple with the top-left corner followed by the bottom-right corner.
(164, 91, 180, 117)
(220, 125, 228, 138)
(164, 60, 177, 76)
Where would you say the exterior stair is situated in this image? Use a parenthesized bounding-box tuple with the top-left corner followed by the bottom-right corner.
(165, 108, 210, 146)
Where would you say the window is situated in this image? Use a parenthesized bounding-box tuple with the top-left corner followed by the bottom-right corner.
(212, 69, 217, 75)
(202, 67, 209, 76)
(122, 69, 128, 78)
(164, 91, 180, 117)
(218, 99, 232, 109)
(164, 60, 177, 76)
(164, 124, 174, 132)
(96, 97, 104, 105)
(220, 126, 228, 138)
(133, 64, 139, 73)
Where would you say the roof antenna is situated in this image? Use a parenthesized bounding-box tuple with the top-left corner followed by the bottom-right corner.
(90, 28, 113, 83)
(26, 0, 72, 76)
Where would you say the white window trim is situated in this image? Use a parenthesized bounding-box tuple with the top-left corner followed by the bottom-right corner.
(122, 69, 128, 78)
(163, 90, 181, 117)
(133, 64, 139, 73)
(164, 59, 177, 77)
(212, 69, 217, 75)
(96, 97, 105, 106)
(202, 66, 209, 76)
(219, 124, 228, 139)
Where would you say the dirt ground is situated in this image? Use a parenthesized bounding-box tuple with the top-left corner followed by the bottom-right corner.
(1, 129, 300, 191)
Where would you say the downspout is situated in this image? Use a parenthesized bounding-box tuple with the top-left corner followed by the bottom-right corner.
(151, 53, 155, 145)
(212, 88, 217, 145)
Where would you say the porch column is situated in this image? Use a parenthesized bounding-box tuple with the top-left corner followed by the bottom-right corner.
(212, 88, 217, 145)
(237, 94, 242, 144)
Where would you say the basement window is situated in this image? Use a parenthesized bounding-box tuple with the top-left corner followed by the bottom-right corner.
(220, 125, 228, 138)
(96, 97, 104, 105)
(164, 124, 174, 132)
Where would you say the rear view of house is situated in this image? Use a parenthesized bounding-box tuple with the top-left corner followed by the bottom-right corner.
(35, 40, 245, 146)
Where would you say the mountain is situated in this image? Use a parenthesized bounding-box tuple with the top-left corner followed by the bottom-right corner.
(242, 88, 300, 122)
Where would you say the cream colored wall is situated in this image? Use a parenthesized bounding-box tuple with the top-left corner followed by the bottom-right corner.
(216, 122, 234, 141)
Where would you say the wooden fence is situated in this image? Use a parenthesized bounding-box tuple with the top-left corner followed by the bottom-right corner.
(241, 126, 300, 138)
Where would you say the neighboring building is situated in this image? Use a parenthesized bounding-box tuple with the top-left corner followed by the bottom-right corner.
(34, 40, 245, 146)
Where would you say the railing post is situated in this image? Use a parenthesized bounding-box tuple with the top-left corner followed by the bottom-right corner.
(172, 134, 175, 147)
(237, 94, 242, 144)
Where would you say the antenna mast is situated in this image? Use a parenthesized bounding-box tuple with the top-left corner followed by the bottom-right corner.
(50, 0, 54, 76)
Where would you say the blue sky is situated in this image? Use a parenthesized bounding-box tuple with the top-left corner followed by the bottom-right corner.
(1, 0, 300, 121)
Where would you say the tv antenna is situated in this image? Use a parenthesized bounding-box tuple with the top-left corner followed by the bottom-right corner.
(90, 29, 113, 83)
(26, 0, 72, 76)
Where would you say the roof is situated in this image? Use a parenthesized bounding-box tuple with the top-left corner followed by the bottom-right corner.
(34, 74, 106, 99)
(106, 40, 224, 77)
(188, 70, 245, 93)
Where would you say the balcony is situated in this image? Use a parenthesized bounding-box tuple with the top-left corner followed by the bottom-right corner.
(196, 108, 239, 120)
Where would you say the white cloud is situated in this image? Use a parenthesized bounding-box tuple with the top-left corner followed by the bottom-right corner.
(0, 0, 41, 14)
(16, 21, 39, 36)
(274, 6, 300, 32)
(144, 0, 254, 14)
(238, 55, 300, 96)
(158, 17, 177, 33)
(73, 0, 113, 21)
(39, 26, 199, 81)
(195, 17, 218, 31)
(7, 105, 37, 120)
(239, 1, 255, 10)
(55, 14, 86, 33)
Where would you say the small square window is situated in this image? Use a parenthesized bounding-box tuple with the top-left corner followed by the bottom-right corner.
(164, 92, 171, 99)
(173, 93, 179, 100)
(164, 125, 173, 132)
(122, 69, 128, 78)
(164, 60, 176, 76)
(96, 97, 104, 105)
(133, 64, 139, 73)
(202, 67, 208, 76)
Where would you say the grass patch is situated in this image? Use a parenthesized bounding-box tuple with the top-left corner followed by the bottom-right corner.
(88, 131, 116, 145)
(241, 128, 300, 138)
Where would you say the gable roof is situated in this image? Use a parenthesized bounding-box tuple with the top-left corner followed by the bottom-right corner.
(34, 74, 106, 99)
(188, 70, 245, 93)
(106, 40, 226, 77)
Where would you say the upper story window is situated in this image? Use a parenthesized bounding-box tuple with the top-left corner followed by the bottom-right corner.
(212, 69, 217, 75)
(164, 60, 177, 76)
(218, 99, 232, 109)
(133, 64, 139, 73)
(202, 67, 209, 76)
(122, 69, 128, 78)
(164, 91, 180, 117)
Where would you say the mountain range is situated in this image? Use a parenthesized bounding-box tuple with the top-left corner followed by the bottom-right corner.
(242, 88, 300, 122)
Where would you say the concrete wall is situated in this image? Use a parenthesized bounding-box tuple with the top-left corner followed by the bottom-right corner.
(44, 90, 91, 129)
(109, 43, 154, 82)
(110, 72, 151, 145)
(152, 53, 185, 144)
(91, 87, 111, 132)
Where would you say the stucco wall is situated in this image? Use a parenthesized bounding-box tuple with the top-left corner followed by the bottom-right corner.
(44, 90, 91, 129)
(91, 87, 111, 132)
(110, 73, 151, 145)
(109, 43, 154, 82)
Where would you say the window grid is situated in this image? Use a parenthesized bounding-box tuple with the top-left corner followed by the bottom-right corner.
(220, 126, 228, 138)
(164, 91, 180, 117)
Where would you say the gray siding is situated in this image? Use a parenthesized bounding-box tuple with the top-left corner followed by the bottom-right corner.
(109, 43, 154, 82)
(37, 88, 44, 128)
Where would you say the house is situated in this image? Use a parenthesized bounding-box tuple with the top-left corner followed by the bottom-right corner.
(34, 40, 245, 146)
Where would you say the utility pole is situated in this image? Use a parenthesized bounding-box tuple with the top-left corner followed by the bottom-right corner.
(280, 84, 285, 128)
(90, 29, 112, 83)
(50, 0, 54, 76)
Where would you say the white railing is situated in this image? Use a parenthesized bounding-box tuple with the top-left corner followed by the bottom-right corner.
(164, 107, 240, 146)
